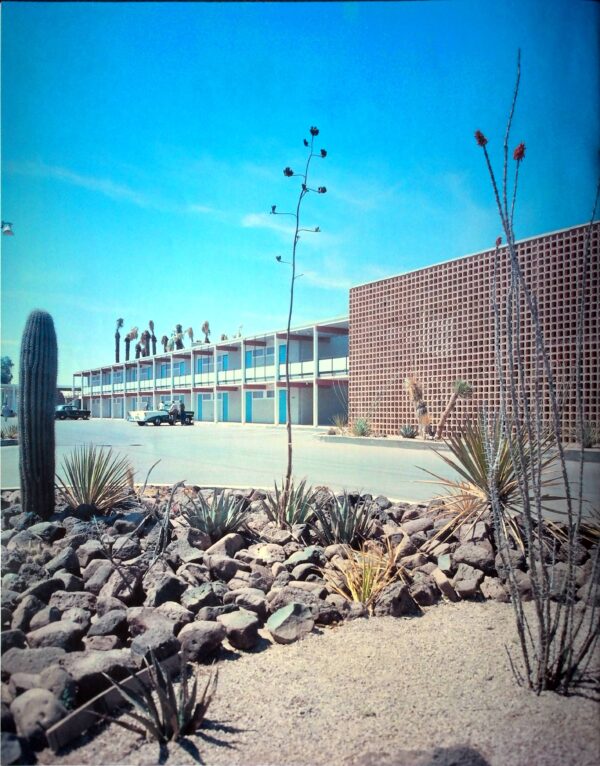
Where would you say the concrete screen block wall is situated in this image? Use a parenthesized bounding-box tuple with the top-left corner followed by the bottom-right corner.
(348, 222, 599, 438)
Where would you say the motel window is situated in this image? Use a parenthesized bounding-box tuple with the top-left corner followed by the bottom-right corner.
(217, 354, 229, 372)
(201, 393, 212, 401)
(196, 357, 214, 374)
(91, 374, 101, 386)
(102, 372, 111, 385)
(159, 363, 170, 379)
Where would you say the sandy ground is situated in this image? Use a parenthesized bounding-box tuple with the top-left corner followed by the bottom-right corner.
(37, 602, 599, 766)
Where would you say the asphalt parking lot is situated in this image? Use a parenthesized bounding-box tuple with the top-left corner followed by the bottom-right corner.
(2, 420, 599, 514)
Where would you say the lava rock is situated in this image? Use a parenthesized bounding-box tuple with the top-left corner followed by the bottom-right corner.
(88, 610, 129, 640)
(144, 575, 187, 608)
(373, 582, 421, 617)
(206, 533, 246, 558)
(49, 590, 97, 614)
(28, 607, 62, 632)
(0, 630, 27, 655)
(27, 620, 85, 651)
(179, 621, 226, 662)
(45, 547, 80, 577)
(10, 688, 66, 747)
(217, 609, 260, 650)
(130, 625, 180, 663)
(1, 647, 66, 680)
(267, 603, 315, 644)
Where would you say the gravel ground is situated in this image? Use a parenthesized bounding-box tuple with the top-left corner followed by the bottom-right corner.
(38, 602, 599, 766)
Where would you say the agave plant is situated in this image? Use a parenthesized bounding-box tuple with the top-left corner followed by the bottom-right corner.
(263, 478, 317, 529)
(100, 652, 218, 743)
(435, 379, 474, 439)
(312, 491, 375, 547)
(420, 414, 561, 550)
(181, 491, 247, 542)
(351, 417, 371, 437)
(399, 424, 418, 438)
(56, 444, 133, 512)
(322, 540, 403, 613)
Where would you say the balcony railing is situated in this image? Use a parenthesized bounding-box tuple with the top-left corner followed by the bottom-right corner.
(279, 360, 314, 378)
(125, 382, 138, 392)
(113, 383, 124, 392)
(173, 374, 192, 387)
(139, 380, 154, 390)
(155, 379, 171, 390)
(217, 369, 242, 384)
(245, 365, 276, 382)
(318, 356, 349, 376)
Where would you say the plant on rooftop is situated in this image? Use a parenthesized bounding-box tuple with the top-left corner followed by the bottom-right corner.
(182, 490, 248, 542)
(322, 540, 403, 613)
(99, 652, 218, 743)
(264, 478, 317, 529)
(474, 49, 600, 694)
(115, 318, 124, 364)
(270, 125, 328, 512)
(312, 491, 376, 547)
(161, 334, 169, 353)
(149, 320, 157, 356)
(435, 379, 474, 439)
(125, 326, 138, 362)
(351, 417, 371, 437)
(57, 444, 133, 512)
(201, 320, 211, 343)
(175, 324, 184, 350)
(19, 309, 57, 520)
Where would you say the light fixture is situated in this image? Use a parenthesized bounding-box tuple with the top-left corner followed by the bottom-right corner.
(1, 222, 14, 236)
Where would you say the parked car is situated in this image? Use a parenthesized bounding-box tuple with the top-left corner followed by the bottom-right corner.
(55, 404, 91, 420)
(128, 402, 194, 426)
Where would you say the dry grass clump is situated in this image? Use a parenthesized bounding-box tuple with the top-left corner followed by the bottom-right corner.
(57, 444, 132, 512)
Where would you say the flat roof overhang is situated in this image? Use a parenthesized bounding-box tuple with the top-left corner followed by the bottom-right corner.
(276, 332, 313, 342)
(276, 380, 312, 388)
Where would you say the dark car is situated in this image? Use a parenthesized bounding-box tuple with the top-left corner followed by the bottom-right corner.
(55, 404, 91, 420)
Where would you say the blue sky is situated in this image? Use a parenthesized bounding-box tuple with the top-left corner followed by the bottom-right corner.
(2, 0, 598, 384)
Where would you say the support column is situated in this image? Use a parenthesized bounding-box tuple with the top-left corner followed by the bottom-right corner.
(241, 342, 247, 424)
(313, 328, 319, 426)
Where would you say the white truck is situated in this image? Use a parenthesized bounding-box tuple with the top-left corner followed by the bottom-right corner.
(128, 401, 194, 426)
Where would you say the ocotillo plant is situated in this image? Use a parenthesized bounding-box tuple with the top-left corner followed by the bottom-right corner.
(114, 318, 124, 363)
(19, 310, 58, 520)
(475, 50, 599, 694)
(271, 125, 328, 507)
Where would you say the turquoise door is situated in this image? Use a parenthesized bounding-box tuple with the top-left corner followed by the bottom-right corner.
(279, 344, 287, 364)
(245, 391, 253, 423)
(222, 393, 229, 422)
(197, 395, 202, 420)
(278, 389, 286, 424)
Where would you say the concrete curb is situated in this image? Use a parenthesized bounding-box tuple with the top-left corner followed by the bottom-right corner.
(317, 434, 600, 462)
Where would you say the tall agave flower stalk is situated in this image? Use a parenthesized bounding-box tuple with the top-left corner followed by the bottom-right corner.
(115, 318, 124, 364)
(475, 50, 599, 695)
(271, 126, 328, 509)
(435, 379, 474, 439)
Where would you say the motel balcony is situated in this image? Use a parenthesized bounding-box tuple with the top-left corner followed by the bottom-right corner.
(217, 369, 243, 384)
(173, 374, 192, 387)
(318, 356, 349, 376)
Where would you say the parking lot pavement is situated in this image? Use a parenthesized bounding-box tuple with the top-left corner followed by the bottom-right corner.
(2, 420, 598, 512)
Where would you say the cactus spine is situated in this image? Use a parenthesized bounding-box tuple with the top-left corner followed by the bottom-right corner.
(18, 310, 58, 520)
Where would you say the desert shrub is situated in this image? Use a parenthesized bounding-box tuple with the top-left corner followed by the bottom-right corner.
(264, 478, 317, 529)
(322, 541, 400, 612)
(331, 414, 348, 433)
(57, 444, 132, 512)
(312, 491, 375, 547)
(399, 424, 418, 439)
(101, 652, 218, 742)
(351, 418, 371, 437)
(182, 491, 247, 541)
(421, 415, 560, 550)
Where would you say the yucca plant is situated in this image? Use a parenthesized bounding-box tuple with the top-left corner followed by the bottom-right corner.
(56, 444, 133, 512)
(420, 414, 561, 550)
(312, 491, 375, 547)
(263, 478, 317, 529)
(399, 424, 418, 439)
(181, 491, 247, 542)
(351, 417, 371, 437)
(322, 541, 402, 613)
(434, 379, 474, 439)
(331, 413, 348, 433)
(99, 652, 218, 743)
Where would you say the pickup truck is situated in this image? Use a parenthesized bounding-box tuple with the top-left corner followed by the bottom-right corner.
(128, 404, 194, 426)
(55, 404, 91, 420)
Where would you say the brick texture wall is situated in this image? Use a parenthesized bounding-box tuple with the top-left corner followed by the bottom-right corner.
(348, 222, 599, 439)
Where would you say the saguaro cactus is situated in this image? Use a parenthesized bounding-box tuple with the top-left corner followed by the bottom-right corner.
(19, 310, 58, 520)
